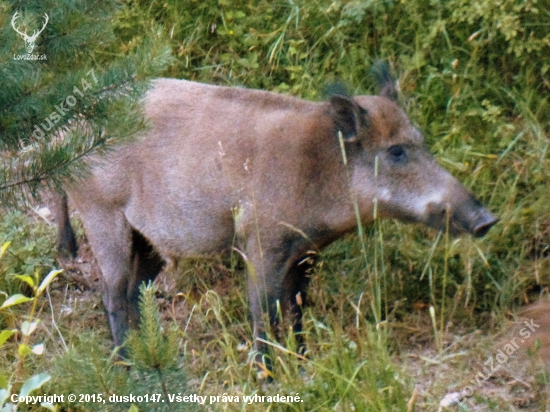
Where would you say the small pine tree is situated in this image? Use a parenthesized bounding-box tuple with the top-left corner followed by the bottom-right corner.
(0, 0, 173, 205)
(127, 282, 180, 369)
(53, 337, 132, 412)
(54, 283, 190, 412)
(126, 282, 182, 400)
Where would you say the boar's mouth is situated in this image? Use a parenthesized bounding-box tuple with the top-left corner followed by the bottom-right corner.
(470, 213, 499, 237)
(424, 202, 498, 238)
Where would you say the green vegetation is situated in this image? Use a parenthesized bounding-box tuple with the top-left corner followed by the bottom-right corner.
(1, 0, 549, 410)
(0, 0, 173, 203)
(54, 283, 190, 412)
(0, 211, 56, 295)
(0, 241, 62, 412)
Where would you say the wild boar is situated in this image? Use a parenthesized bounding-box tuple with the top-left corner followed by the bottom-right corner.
(62, 68, 497, 370)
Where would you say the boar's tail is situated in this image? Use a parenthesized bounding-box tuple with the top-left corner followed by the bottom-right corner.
(53, 191, 78, 259)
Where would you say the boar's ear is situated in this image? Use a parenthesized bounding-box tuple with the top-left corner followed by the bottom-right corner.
(330, 94, 367, 142)
(371, 60, 397, 101)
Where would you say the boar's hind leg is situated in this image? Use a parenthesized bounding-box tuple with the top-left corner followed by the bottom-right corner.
(127, 229, 165, 327)
(81, 210, 133, 348)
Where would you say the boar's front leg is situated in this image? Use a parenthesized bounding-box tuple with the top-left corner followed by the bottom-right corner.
(246, 236, 313, 373)
(247, 265, 280, 373)
(283, 256, 314, 355)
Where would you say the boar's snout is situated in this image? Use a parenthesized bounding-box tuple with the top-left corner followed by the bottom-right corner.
(426, 195, 498, 238)
(471, 209, 499, 238)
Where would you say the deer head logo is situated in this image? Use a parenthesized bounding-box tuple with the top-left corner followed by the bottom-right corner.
(11, 11, 49, 54)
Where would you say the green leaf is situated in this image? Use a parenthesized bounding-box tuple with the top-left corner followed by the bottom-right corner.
(0, 242, 10, 258)
(1, 403, 15, 412)
(0, 375, 8, 390)
(0, 330, 15, 347)
(0, 294, 32, 309)
(0, 386, 12, 409)
(128, 405, 139, 412)
(37, 269, 63, 296)
(21, 321, 40, 337)
(18, 343, 32, 357)
(19, 373, 51, 398)
(14, 275, 35, 288)
(41, 403, 57, 411)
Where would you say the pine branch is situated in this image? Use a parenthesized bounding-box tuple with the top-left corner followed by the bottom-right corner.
(0, 0, 173, 206)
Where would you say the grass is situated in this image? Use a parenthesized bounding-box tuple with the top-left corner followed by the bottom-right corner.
(1, 0, 550, 410)
(0, 211, 549, 410)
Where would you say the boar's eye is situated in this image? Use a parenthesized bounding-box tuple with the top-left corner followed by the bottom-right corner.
(387, 145, 407, 163)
